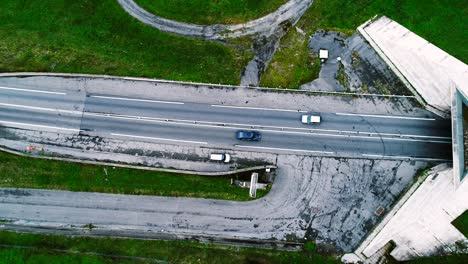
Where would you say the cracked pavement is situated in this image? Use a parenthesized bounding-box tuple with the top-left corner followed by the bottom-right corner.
(301, 30, 409, 95)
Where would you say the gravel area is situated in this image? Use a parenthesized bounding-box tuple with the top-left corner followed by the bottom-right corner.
(301, 30, 409, 95)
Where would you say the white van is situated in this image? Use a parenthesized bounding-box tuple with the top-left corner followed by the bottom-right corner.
(209, 153, 231, 163)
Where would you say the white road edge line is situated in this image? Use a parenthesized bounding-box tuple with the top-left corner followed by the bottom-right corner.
(236, 145, 334, 154)
(0, 120, 80, 132)
(362, 154, 450, 162)
(336, 112, 436, 121)
(111, 133, 207, 145)
(86, 113, 451, 144)
(211, 104, 307, 113)
(0, 102, 82, 115)
(0, 86, 66, 95)
(90, 95, 184, 105)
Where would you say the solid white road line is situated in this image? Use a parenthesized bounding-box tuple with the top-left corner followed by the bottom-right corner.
(111, 133, 207, 144)
(211, 104, 307, 113)
(0, 102, 82, 115)
(335, 112, 436, 121)
(86, 113, 451, 144)
(0, 86, 66, 95)
(235, 145, 334, 154)
(90, 95, 184, 105)
(0, 120, 80, 132)
(362, 154, 451, 162)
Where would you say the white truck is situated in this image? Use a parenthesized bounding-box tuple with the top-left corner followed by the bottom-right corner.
(209, 153, 231, 163)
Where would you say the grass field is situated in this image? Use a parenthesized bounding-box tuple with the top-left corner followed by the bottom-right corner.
(404, 254, 468, 264)
(0, 231, 339, 264)
(0, 0, 250, 84)
(1, 231, 467, 264)
(452, 210, 468, 237)
(261, 0, 468, 88)
(0, 151, 268, 201)
(134, 0, 288, 24)
(1, 0, 464, 89)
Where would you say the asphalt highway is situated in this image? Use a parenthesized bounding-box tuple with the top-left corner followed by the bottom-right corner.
(0, 85, 452, 160)
(0, 78, 456, 251)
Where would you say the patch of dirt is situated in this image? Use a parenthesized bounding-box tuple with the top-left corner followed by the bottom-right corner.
(302, 30, 411, 95)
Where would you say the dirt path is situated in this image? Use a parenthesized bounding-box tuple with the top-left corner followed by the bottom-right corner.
(117, 0, 313, 39)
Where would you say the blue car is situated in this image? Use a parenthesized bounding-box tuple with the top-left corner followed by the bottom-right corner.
(236, 130, 261, 141)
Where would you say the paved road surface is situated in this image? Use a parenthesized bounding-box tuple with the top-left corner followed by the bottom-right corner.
(0, 156, 429, 252)
(0, 84, 452, 160)
(0, 77, 448, 252)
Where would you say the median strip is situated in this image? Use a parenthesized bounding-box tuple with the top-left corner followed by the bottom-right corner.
(90, 95, 184, 105)
(235, 145, 334, 154)
(111, 133, 208, 144)
(211, 104, 307, 113)
(87, 112, 450, 143)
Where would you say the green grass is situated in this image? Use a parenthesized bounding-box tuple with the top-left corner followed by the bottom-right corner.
(404, 254, 468, 264)
(0, 0, 251, 84)
(0, 151, 268, 201)
(452, 210, 468, 237)
(261, 27, 321, 89)
(134, 0, 288, 24)
(0, 231, 340, 264)
(1, 248, 135, 264)
(261, 0, 468, 89)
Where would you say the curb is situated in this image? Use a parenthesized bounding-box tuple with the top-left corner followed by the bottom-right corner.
(0, 72, 417, 99)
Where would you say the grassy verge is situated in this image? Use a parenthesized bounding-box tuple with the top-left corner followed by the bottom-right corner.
(0, 151, 268, 201)
(404, 254, 468, 264)
(134, 0, 287, 24)
(0, 0, 251, 84)
(452, 210, 468, 237)
(261, 0, 467, 88)
(0, 231, 339, 264)
(463, 102, 468, 170)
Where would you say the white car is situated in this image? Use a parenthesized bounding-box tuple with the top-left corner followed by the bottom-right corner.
(301, 114, 321, 124)
(209, 153, 231, 163)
